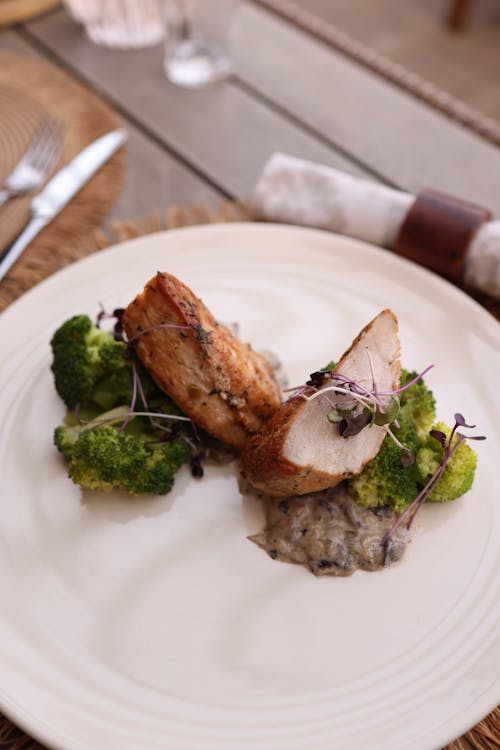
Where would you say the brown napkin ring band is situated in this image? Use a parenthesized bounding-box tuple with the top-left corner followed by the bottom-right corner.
(394, 189, 491, 284)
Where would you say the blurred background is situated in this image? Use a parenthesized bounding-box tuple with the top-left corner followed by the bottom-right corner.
(290, 0, 500, 121)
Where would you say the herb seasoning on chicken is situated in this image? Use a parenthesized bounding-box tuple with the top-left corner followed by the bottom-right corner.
(122, 271, 282, 450)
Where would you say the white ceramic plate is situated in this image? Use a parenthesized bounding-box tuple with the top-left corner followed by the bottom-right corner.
(0, 224, 498, 750)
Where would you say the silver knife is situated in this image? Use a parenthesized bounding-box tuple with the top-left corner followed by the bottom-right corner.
(0, 129, 127, 282)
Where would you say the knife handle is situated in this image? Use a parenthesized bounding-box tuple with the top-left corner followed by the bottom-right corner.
(0, 216, 47, 282)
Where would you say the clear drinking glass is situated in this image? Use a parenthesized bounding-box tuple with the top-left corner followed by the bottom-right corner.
(64, 0, 164, 49)
(161, 0, 239, 88)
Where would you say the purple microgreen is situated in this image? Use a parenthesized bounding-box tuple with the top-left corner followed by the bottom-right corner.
(95, 303, 108, 328)
(126, 322, 190, 345)
(113, 308, 126, 342)
(306, 370, 330, 388)
(78, 407, 191, 433)
(454, 413, 476, 429)
(135, 367, 150, 412)
(114, 317, 125, 342)
(365, 347, 378, 398)
(185, 420, 209, 478)
(132, 365, 177, 436)
(382, 413, 485, 550)
(386, 425, 408, 453)
(290, 351, 433, 447)
(377, 364, 435, 396)
(190, 451, 206, 478)
(118, 360, 140, 433)
(283, 384, 307, 393)
(121, 411, 190, 422)
(429, 429, 447, 447)
(307, 384, 372, 408)
(382, 466, 443, 548)
(93, 305, 207, 476)
(94, 305, 126, 334)
(284, 385, 312, 403)
(338, 411, 372, 438)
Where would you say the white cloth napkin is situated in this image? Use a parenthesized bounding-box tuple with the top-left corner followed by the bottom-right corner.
(250, 153, 500, 299)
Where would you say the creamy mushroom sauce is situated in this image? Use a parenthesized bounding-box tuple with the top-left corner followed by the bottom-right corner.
(249, 485, 409, 576)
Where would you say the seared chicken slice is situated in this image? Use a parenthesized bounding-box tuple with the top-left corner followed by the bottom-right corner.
(122, 272, 281, 450)
(241, 309, 401, 497)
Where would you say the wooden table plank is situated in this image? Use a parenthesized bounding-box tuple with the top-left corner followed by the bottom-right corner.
(234, 1, 500, 215)
(0, 30, 224, 223)
(20, 8, 377, 200)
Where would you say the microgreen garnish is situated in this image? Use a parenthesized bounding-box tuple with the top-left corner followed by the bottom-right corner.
(338, 411, 372, 437)
(79, 407, 191, 432)
(381, 413, 486, 557)
(306, 370, 330, 388)
(94, 306, 207, 478)
(289, 352, 434, 451)
(182, 420, 207, 478)
(126, 322, 190, 344)
(96, 305, 190, 345)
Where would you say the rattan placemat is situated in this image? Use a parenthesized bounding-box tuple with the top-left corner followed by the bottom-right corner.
(0, 51, 126, 309)
(0, 202, 498, 750)
(0, 0, 60, 27)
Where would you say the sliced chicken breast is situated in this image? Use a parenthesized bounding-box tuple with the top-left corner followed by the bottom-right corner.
(241, 309, 401, 497)
(122, 271, 281, 450)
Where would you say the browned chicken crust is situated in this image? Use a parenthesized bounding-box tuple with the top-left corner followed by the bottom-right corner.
(122, 272, 281, 450)
(241, 310, 401, 497)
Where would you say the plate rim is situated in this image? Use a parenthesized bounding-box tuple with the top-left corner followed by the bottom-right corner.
(0, 222, 499, 750)
(1, 222, 499, 336)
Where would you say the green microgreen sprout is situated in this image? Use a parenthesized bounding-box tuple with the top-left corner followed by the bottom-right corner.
(286, 351, 434, 459)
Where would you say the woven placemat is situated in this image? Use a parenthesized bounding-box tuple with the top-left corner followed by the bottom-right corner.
(0, 84, 64, 254)
(0, 51, 126, 310)
(0, 0, 60, 27)
(253, 0, 500, 149)
(0, 201, 498, 750)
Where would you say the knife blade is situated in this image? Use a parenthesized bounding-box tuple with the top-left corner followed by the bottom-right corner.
(0, 129, 127, 282)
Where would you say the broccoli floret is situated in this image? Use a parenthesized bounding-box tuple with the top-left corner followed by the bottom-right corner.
(322, 361, 336, 371)
(51, 315, 128, 409)
(399, 369, 436, 441)
(54, 422, 80, 459)
(346, 370, 478, 513)
(347, 414, 420, 513)
(91, 357, 164, 411)
(54, 418, 190, 495)
(415, 422, 477, 503)
(51, 314, 177, 414)
(51, 315, 193, 496)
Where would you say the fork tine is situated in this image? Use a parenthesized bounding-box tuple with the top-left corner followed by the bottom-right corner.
(0, 115, 65, 206)
(21, 117, 54, 163)
(31, 121, 64, 173)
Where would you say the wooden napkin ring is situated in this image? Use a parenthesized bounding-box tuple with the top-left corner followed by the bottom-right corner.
(394, 189, 491, 284)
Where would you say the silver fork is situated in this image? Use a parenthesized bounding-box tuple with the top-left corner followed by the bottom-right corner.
(0, 117, 64, 208)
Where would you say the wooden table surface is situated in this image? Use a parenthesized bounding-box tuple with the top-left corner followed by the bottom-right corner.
(2, 1, 500, 222)
(0, 4, 499, 750)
